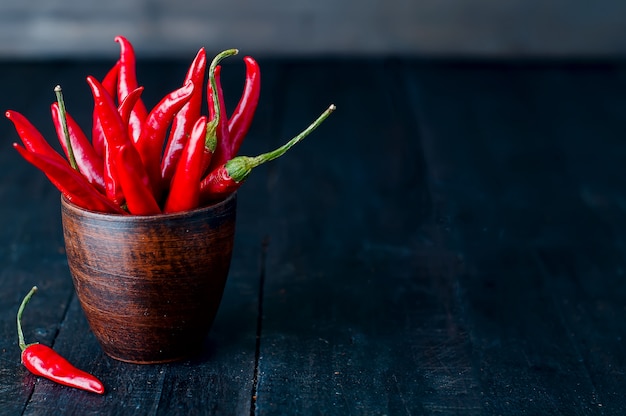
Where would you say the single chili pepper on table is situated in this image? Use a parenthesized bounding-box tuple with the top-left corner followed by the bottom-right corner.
(161, 47, 207, 185)
(115, 35, 148, 142)
(224, 55, 261, 165)
(17, 286, 105, 395)
(200, 104, 336, 203)
(164, 116, 209, 213)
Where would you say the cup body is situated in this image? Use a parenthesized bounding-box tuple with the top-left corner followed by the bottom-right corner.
(61, 194, 236, 364)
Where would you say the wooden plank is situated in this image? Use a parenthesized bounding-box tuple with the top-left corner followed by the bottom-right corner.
(522, 65, 626, 412)
(405, 60, 626, 413)
(2, 57, 626, 414)
(252, 59, 483, 414)
(0, 61, 80, 414)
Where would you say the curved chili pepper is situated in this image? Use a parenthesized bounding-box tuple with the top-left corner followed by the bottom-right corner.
(87, 76, 131, 152)
(7, 108, 122, 213)
(161, 48, 207, 185)
(164, 116, 208, 213)
(200, 104, 336, 202)
(13, 143, 124, 214)
(115, 35, 147, 142)
(134, 80, 195, 199)
(92, 60, 120, 157)
(116, 144, 161, 215)
(227, 56, 261, 160)
(6, 110, 68, 166)
(118, 86, 145, 127)
(86, 75, 135, 205)
(17, 286, 105, 395)
(206, 65, 230, 173)
(51, 103, 105, 192)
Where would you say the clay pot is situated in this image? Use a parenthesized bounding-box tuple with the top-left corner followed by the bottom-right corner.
(61, 193, 237, 364)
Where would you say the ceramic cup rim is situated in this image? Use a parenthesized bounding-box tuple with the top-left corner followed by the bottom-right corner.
(60, 192, 237, 223)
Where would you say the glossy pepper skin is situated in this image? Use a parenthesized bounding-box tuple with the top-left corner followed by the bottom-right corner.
(6, 110, 69, 166)
(7, 37, 333, 214)
(17, 286, 105, 395)
(116, 144, 161, 215)
(216, 55, 261, 170)
(133, 80, 195, 199)
(51, 103, 106, 192)
(12, 143, 124, 214)
(115, 35, 148, 142)
(22, 344, 105, 395)
(161, 47, 207, 184)
(164, 116, 209, 213)
(92, 60, 120, 158)
(87, 75, 134, 205)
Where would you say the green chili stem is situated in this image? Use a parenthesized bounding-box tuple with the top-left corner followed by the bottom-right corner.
(206, 49, 238, 147)
(54, 85, 78, 170)
(17, 286, 38, 352)
(205, 121, 218, 153)
(225, 104, 336, 182)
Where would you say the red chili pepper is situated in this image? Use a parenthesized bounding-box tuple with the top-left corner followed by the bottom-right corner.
(161, 48, 207, 185)
(200, 104, 336, 202)
(118, 86, 145, 127)
(134, 80, 195, 199)
(51, 103, 105, 192)
(6, 110, 68, 166)
(12, 143, 124, 214)
(226, 56, 261, 161)
(164, 116, 208, 213)
(206, 65, 230, 173)
(92, 61, 120, 157)
(7, 107, 122, 213)
(115, 35, 147, 142)
(116, 144, 161, 215)
(17, 286, 105, 395)
(86, 75, 135, 205)
(203, 49, 238, 178)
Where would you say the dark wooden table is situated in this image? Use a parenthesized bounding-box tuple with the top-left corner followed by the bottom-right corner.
(0, 56, 625, 415)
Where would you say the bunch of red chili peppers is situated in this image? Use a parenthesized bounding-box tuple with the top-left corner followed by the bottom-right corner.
(6, 36, 334, 215)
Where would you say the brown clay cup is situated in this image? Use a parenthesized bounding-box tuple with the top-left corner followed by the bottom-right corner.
(60, 193, 237, 364)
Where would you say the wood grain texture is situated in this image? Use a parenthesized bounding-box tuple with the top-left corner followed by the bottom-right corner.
(61, 194, 237, 364)
(1, 57, 626, 414)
